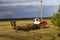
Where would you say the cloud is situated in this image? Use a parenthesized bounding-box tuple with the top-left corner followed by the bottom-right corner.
(58, 0, 60, 4)
(43, 2, 59, 5)
(0, 11, 13, 16)
(0, 0, 59, 6)
(39, 0, 59, 5)
(0, 0, 40, 6)
(0, 0, 39, 4)
(0, 0, 39, 2)
(26, 8, 39, 12)
(42, 0, 59, 5)
(0, 2, 40, 6)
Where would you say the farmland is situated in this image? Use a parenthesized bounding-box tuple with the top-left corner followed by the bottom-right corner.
(0, 19, 60, 40)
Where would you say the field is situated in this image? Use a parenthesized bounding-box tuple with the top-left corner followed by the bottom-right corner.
(0, 19, 60, 40)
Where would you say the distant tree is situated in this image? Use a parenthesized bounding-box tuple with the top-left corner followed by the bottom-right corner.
(51, 13, 60, 27)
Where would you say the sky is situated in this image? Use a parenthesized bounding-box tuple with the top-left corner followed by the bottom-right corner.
(0, 0, 59, 18)
(0, 0, 60, 6)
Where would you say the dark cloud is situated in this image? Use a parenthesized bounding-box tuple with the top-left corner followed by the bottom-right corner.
(0, 11, 13, 16)
(0, 0, 39, 3)
(0, 0, 39, 2)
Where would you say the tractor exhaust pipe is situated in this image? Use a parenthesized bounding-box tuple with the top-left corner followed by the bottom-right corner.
(40, 0, 43, 21)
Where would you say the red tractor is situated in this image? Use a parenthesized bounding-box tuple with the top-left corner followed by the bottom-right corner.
(26, 18, 47, 29)
(10, 18, 47, 31)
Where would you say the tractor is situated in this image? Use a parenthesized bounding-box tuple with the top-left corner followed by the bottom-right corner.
(10, 18, 47, 31)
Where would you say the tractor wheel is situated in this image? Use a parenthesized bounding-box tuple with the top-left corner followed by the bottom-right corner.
(39, 21, 47, 29)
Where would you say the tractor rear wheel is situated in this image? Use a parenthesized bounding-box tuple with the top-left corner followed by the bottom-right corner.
(39, 21, 47, 29)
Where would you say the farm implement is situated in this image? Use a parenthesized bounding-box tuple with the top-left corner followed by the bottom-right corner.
(10, 18, 48, 31)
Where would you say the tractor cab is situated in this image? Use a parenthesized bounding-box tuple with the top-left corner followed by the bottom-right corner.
(33, 18, 40, 24)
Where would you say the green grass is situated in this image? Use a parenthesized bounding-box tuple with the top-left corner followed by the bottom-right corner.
(0, 20, 60, 40)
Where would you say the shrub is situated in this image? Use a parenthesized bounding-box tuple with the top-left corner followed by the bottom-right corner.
(51, 13, 60, 27)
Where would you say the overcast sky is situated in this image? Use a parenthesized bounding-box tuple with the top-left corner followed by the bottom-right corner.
(0, 0, 60, 6)
(0, 0, 59, 18)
